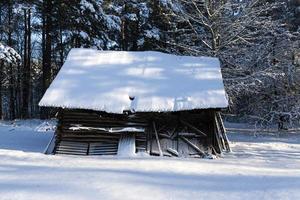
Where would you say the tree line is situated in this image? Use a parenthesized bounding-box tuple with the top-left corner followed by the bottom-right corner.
(0, 0, 299, 126)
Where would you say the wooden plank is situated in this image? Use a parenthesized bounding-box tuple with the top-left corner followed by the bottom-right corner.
(56, 151, 87, 155)
(180, 119, 207, 137)
(117, 133, 135, 156)
(166, 148, 179, 157)
(217, 112, 231, 152)
(61, 138, 119, 143)
(61, 120, 147, 127)
(90, 143, 118, 147)
(168, 126, 177, 139)
(60, 135, 119, 139)
(180, 136, 205, 156)
(91, 150, 118, 153)
(57, 145, 88, 150)
(136, 133, 147, 153)
(90, 148, 118, 151)
(56, 144, 88, 149)
(214, 115, 226, 151)
(211, 146, 218, 155)
(56, 152, 87, 156)
(153, 121, 163, 156)
(57, 144, 87, 148)
(44, 133, 56, 154)
(56, 149, 88, 153)
(136, 147, 146, 150)
(60, 134, 120, 139)
(178, 132, 202, 137)
(59, 140, 89, 144)
(56, 148, 88, 153)
(90, 145, 118, 149)
(159, 133, 172, 139)
(89, 152, 116, 156)
(213, 119, 223, 155)
(89, 140, 118, 154)
(60, 132, 121, 137)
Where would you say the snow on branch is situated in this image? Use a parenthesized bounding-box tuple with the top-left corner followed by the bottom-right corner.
(0, 42, 21, 64)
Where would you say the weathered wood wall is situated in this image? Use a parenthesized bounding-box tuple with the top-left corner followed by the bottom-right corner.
(50, 109, 230, 157)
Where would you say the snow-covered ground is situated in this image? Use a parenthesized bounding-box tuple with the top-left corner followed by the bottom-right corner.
(0, 120, 300, 200)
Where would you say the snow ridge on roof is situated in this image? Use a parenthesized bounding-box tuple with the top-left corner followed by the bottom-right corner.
(39, 48, 228, 113)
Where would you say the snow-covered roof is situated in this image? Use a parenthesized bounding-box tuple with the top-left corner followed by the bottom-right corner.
(0, 42, 21, 63)
(39, 48, 228, 113)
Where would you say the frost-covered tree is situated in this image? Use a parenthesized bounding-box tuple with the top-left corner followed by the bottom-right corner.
(172, 0, 300, 126)
(104, 0, 178, 51)
(0, 0, 299, 124)
(0, 42, 21, 119)
(0, 0, 25, 119)
(0, 42, 20, 63)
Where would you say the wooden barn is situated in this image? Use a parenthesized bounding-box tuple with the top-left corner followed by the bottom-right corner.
(40, 48, 230, 158)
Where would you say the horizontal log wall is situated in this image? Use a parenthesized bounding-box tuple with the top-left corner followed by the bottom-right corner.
(54, 109, 148, 155)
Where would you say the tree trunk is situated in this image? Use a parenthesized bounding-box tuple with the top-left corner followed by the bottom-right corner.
(28, 9, 32, 117)
(22, 8, 31, 119)
(9, 64, 15, 119)
(8, 0, 15, 119)
(22, 8, 28, 118)
(41, 1, 53, 119)
(59, 26, 64, 67)
(0, 61, 3, 119)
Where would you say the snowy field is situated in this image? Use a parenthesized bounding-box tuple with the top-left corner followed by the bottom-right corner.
(0, 120, 300, 200)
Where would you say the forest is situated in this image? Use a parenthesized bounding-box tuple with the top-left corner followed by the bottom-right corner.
(0, 0, 300, 126)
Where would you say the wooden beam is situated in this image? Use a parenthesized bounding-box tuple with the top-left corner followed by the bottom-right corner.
(44, 133, 56, 154)
(166, 148, 179, 157)
(180, 119, 207, 137)
(212, 115, 223, 154)
(214, 115, 226, 151)
(217, 112, 231, 152)
(211, 146, 218, 155)
(159, 133, 172, 139)
(180, 136, 205, 156)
